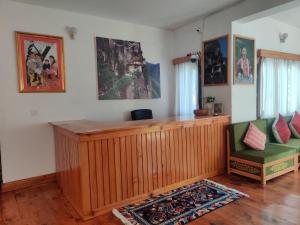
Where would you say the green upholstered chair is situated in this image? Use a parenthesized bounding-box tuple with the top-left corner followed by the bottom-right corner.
(228, 118, 298, 185)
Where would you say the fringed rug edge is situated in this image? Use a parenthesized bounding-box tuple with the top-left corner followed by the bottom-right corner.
(204, 179, 250, 198)
(112, 208, 134, 225)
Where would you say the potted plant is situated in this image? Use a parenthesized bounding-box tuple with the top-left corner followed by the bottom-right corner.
(205, 96, 215, 115)
(206, 96, 215, 103)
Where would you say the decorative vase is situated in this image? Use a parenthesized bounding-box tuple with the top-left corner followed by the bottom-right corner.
(205, 102, 214, 116)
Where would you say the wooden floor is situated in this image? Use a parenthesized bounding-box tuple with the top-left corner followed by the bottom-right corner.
(1, 172, 300, 225)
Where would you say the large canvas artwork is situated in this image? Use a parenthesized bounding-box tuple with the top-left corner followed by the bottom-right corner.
(16, 32, 65, 92)
(202, 35, 229, 86)
(96, 37, 161, 100)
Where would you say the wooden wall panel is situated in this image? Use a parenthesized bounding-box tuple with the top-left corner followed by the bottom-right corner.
(53, 116, 230, 220)
(114, 138, 122, 202)
(136, 134, 143, 195)
(54, 129, 87, 218)
(95, 141, 104, 208)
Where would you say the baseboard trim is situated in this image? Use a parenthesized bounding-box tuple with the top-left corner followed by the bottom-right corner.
(2, 173, 57, 193)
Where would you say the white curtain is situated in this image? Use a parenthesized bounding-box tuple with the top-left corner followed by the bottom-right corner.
(259, 58, 300, 118)
(175, 62, 199, 116)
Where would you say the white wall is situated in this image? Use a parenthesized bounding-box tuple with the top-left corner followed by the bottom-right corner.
(172, 0, 294, 116)
(172, 0, 296, 57)
(202, 0, 296, 123)
(0, 0, 297, 183)
(173, 19, 204, 58)
(0, 0, 175, 183)
(172, 0, 295, 120)
(172, 17, 232, 114)
(231, 17, 300, 122)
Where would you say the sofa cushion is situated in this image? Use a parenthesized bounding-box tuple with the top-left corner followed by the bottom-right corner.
(230, 119, 268, 152)
(231, 143, 297, 164)
(266, 115, 293, 142)
(243, 123, 266, 151)
(272, 114, 291, 144)
(272, 139, 300, 153)
(289, 112, 300, 138)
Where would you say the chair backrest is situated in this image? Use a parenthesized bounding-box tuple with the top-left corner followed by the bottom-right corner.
(230, 115, 294, 152)
(131, 109, 153, 121)
(229, 119, 268, 152)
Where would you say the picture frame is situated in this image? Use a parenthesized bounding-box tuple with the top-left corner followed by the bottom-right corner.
(16, 31, 65, 92)
(96, 36, 161, 100)
(202, 34, 230, 86)
(233, 35, 256, 85)
(213, 103, 223, 116)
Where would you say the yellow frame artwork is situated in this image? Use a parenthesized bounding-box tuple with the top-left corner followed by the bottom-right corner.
(16, 31, 65, 93)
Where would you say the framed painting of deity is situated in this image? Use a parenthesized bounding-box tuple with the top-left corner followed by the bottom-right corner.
(233, 35, 255, 85)
(16, 32, 65, 92)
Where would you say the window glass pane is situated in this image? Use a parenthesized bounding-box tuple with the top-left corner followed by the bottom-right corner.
(175, 62, 199, 116)
(259, 58, 300, 118)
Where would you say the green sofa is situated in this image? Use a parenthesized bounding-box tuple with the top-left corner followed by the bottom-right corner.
(228, 116, 299, 185)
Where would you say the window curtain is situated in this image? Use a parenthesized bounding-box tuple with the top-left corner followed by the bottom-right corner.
(175, 61, 199, 116)
(259, 57, 300, 118)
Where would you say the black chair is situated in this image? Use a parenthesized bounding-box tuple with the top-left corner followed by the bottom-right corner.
(131, 109, 153, 121)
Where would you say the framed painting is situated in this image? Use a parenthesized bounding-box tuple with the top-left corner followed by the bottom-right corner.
(213, 103, 223, 116)
(233, 35, 255, 85)
(202, 34, 230, 86)
(16, 32, 65, 92)
(96, 37, 161, 100)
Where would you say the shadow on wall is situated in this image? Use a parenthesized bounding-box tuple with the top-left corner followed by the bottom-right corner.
(123, 111, 132, 121)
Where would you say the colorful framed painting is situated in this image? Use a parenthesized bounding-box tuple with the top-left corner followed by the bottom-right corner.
(233, 35, 255, 85)
(96, 37, 161, 100)
(16, 32, 65, 92)
(202, 34, 230, 86)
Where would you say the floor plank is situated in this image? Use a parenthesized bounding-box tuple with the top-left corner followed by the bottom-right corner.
(1, 172, 300, 225)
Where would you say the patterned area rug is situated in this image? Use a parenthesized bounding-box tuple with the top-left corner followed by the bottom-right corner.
(113, 179, 248, 225)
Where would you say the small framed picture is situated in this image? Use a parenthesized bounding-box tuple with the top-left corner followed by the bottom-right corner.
(202, 34, 230, 86)
(233, 35, 255, 85)
(213, 103, 223, 116)
(16, 31, 65, 92)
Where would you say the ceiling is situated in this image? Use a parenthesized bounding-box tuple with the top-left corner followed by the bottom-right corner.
(271, 6, 300, 28)
(11, 0, 241, 30)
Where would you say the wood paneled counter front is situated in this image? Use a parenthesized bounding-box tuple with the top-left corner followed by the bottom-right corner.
(50, 115, 230, 220)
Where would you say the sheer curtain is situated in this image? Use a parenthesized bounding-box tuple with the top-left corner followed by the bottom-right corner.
(259, 58, 300, 118)
(175, 62, 199, 116)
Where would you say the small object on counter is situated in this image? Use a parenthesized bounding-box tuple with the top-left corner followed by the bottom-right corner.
(194, 109, 209, 117)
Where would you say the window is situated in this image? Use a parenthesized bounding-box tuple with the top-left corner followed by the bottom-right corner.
(258, 57, 300, 118)
(175, 62, 199, 116)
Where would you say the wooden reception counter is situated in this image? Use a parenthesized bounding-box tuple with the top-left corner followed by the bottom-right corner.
(50, 115, 230, 220)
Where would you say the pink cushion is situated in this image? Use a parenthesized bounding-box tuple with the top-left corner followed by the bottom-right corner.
(272, 114, 291, 144)
(243, 122, 266, 151)
(289, 112, 300, 138)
